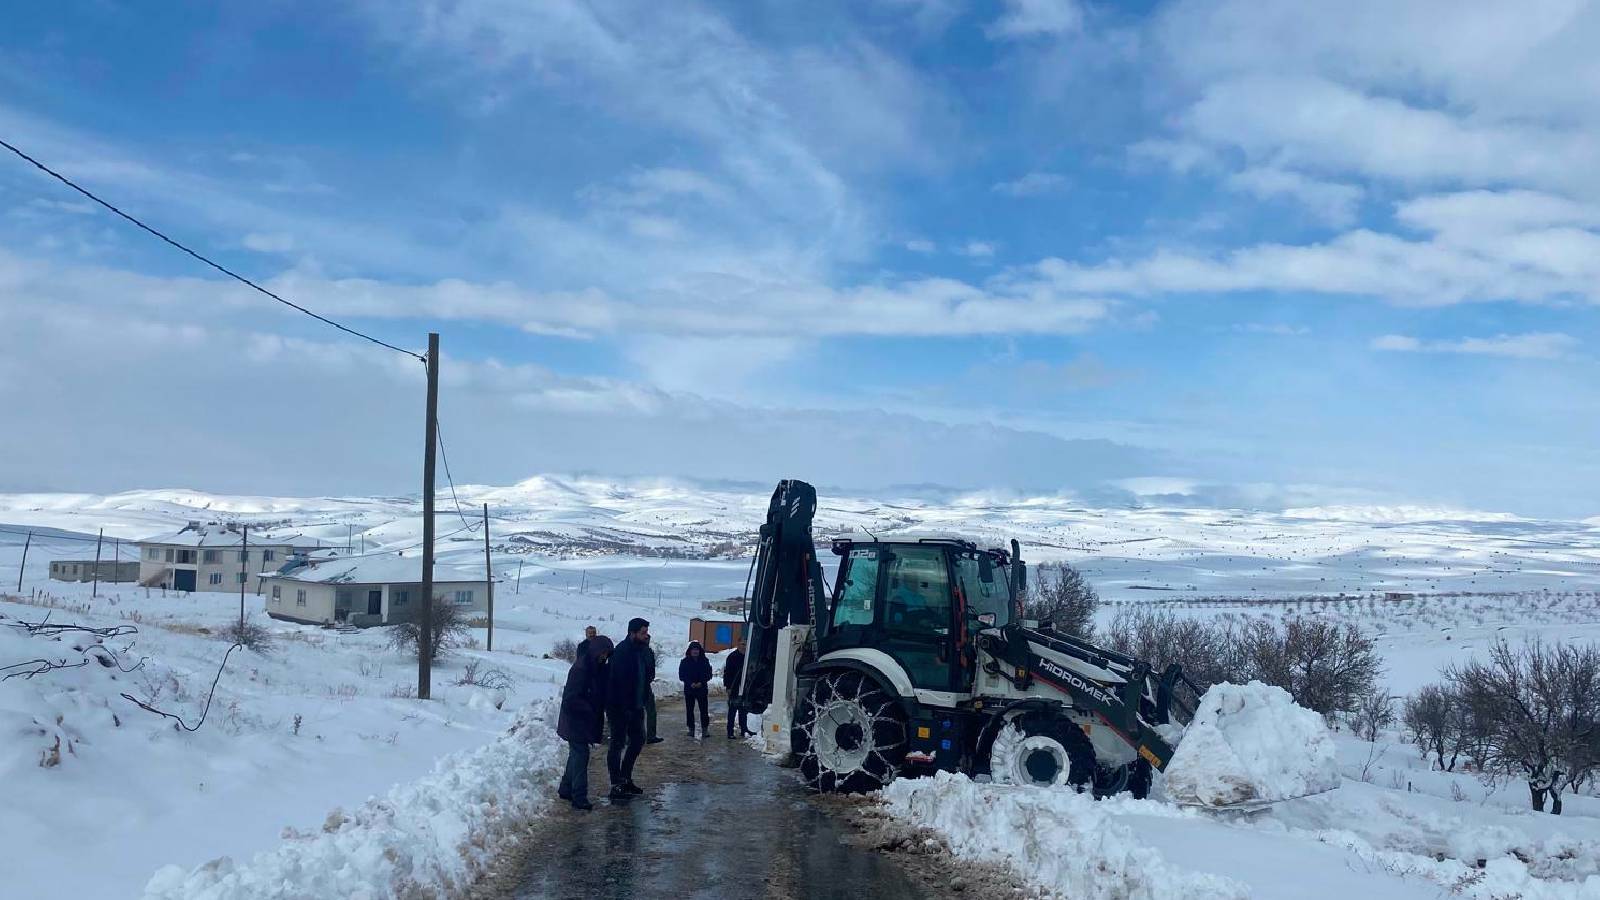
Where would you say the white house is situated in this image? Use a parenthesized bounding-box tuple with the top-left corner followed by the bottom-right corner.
(260, 555, 490, 628)
(137, 522, 324, 594)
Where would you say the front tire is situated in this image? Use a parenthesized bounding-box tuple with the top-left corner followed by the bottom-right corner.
(988, 711, 1096, 791)
(797, 671, 908, 793)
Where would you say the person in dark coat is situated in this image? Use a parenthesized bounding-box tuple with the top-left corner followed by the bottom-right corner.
(642, 636, 663, 744)
(679, 641, 714, 737)
(722, 644, 753, 739)
(604, 617, 651, 800)
(557, 635, 613, 810)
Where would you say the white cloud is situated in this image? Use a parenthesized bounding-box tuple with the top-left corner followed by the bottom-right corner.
(242, 232, 295, 253)
(904, 239, 936, 254)
(987, 0, 1083, 40)
(1016, 190, 1600, 306)
(1223, 167, 1361, 227)
(1371, 332, 1578, 359)
(957, 240, 996, 259)
(992, 172, 1068, 196)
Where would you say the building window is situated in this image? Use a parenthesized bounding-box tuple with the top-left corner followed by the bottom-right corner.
(237, 572, 247, 584)
(176, 550, 196, 564)
(263, 550, 275, 562)
(296, 589, 307, 607)
(203, 550, 220, 564)
(453, 589, 473, 605)
(239, 550, 249, 562)
(208, 572, 223, 585)
(165, 548, 174, 562)
(271, 585, 281, 600)
(147, 547, 160, 560)
(393, 590, 409, 606)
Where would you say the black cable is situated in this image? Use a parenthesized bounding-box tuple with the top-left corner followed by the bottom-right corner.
(121, 642, 241, 732)
(0, 137, 426, 362)
(434, 422, 476, 530)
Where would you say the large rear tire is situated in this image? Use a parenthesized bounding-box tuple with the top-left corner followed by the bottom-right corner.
(797, 671, 908, 793)
(988, 711, 1096, 791)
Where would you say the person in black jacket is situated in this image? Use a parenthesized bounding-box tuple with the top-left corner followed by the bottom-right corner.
(679, 640, 714, 737)
(557, 635, 613, 811)
(604, 617, 651, 800)
(722, 644, 753, 739)
(642, 636, 663, 744)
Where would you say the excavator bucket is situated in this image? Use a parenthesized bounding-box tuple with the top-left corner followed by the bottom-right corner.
(1160, 681, 1341, 810)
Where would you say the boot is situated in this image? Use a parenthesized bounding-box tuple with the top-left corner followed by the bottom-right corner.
(608, 785, 632, 801)
(571, 798, 594, 811)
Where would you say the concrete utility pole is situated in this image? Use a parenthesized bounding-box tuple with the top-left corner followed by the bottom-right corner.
(482, 503, 494, 652)
(17, 530, 31, 592)
(514, 559, 524, 595)
(419, 332, 440, 700)
(92, 529, 104, 598)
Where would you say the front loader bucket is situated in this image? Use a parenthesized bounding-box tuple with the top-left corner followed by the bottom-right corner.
(1160, 681, 1341, 809)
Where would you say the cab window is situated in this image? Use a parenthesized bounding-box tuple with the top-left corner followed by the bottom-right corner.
(883, 546, 951, 635)
(957, 553, 1011, 629)
(831, 548, 879, 629)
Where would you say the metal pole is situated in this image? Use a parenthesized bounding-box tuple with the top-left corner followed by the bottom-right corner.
(92, 528, 104, 598)
(17, 530, 31, 592)
(482, 503, 494, 652)
(624, 580, 629, 602)
(419, 332, 439, 700)
(580, 571, 586, 594)
(515, 559, 523, 595)
(239, 524, 248, 629)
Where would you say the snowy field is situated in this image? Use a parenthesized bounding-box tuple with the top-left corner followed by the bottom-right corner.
(3, 477, 1600, 898)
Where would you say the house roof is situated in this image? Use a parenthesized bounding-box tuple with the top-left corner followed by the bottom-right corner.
(138, 523, 323, 550)
(260, 554, 487, 586)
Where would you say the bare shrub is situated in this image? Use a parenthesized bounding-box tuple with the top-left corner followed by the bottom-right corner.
(551, 637, 578, 662)
(386, 595, 468, 663)
(1241, 618, 1381, 716)
(1103, 608, 1240, 690)
(454, 660, 512, 690)
(224, 618, 275, 653)
(1027, 563, 1099, 638)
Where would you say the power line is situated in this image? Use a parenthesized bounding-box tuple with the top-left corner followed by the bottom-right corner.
(0, 137, 426, 363)
(434, 422, 476, 530)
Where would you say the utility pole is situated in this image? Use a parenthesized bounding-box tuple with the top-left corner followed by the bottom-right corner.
(418, 332, 439, 700)
(239, 524, 249, 630)
(482, 503, 494, 652)
(515, 559, 524, 595)
(17, 530, 31, 592)
(92, 529, 104, 598)
(580, 571, 587, 594)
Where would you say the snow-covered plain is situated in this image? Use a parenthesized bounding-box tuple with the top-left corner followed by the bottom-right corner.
(3, 476, 1599, 899)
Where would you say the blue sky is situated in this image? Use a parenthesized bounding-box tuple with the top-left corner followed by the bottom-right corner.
(1, 1, 1597, 516)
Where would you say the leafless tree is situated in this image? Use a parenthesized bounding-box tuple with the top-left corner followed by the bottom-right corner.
(1027, 563, 1099, 638)
(1242, 618, 1381, 716)
(1403, 684, 1462, 771)
(1352, 687, 1396, 742)
(387, 595, 468, 663)
(550, 637, 578, 662)
(1445, 639, 1600, 814)
(1103, 607, 1241, 690)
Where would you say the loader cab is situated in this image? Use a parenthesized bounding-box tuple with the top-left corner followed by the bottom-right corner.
(822, 537, 1019, 692)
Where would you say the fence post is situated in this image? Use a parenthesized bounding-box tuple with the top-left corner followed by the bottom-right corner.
(17, 530, 31, 592)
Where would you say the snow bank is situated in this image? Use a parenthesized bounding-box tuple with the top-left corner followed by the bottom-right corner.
(881, 771, 1248, 900)
(1162, 681, 1339, 807)
(141, 699, 564, 900)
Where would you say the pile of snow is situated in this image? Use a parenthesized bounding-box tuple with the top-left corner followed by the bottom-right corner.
(1162, 681, 1339, 807)
(881, 771, 1249, 900)
(142, 699, 564, 900)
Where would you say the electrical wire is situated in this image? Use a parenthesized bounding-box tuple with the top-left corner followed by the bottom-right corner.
(434, 422, 476, 530)
(0, 137, 425, 362)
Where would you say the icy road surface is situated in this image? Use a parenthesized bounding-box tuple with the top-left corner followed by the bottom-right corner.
(485, 699, 962, 900)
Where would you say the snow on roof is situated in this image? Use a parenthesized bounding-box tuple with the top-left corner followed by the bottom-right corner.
(830, 529, 984, 544)
(261, 555, 486, 586)
(138, 523, 323, 549)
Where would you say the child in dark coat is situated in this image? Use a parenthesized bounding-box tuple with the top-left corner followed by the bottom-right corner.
(678, 641, 714, 737)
